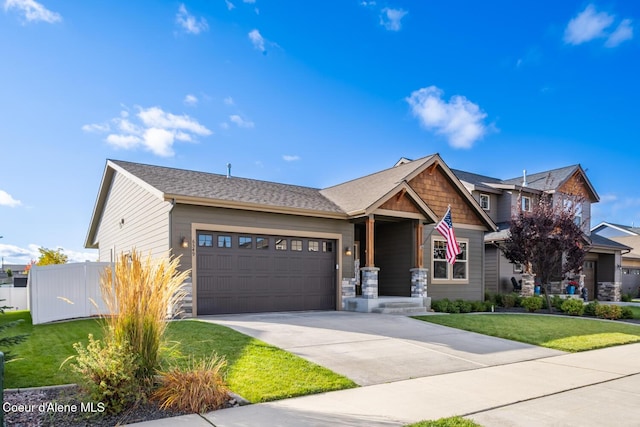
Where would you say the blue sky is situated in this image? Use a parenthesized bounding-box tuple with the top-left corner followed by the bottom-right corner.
(1, 1, 639, 264)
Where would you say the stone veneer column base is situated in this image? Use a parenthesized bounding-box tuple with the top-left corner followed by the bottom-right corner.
(520, 274, 535, 296)
(360, 267, 380, 299)
(410, 268, 428, 298)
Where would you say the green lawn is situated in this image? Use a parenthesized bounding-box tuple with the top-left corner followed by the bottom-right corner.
(406, 417, 482, 427)
(414, 313, 640, 352)
(2, 311, 356, 402)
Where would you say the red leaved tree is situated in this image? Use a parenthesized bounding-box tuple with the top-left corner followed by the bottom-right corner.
(501, 193, 587, 311)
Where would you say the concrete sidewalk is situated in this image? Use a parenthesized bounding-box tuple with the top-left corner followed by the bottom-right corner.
(132, 342, 640, 427)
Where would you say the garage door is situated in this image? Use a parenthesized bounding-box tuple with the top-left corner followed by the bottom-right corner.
(196, 231, 336, 315)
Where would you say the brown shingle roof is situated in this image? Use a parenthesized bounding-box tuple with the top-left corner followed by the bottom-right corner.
(110, 160, 345, 214)
(320, 155, 436, 214)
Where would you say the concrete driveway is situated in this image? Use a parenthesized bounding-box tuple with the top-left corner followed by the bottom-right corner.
(200, 311, 563, 386)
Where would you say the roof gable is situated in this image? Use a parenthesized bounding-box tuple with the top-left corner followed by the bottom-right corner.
(321, 154, 496, 230)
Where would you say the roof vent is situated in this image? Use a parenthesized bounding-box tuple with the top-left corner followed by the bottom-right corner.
(522, 169, 528, 187)
(226, 163, 232, 179)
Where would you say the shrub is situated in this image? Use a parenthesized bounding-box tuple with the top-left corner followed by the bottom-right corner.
(153, 355, 229, 413)
(454, 299, 472, 314)
(491, 293, 503, 307)
(551, 295, 564, 310)
(501, 293, 517, 308)
(595, 304, 622, 320)
(621, 293, 633, 303)
(584, 300, 599, 317)
(560, 298, 585, 316)
(520, 296, 544, 312)
(100, 251, 191, 381)
(621, 307, 634, 319)
(67, 334, 141, 414)
(470, 300, 491, 312)
(431, 299, 450, 313)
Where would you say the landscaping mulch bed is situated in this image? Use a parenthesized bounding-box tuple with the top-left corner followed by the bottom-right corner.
(4, 385, 241, 426)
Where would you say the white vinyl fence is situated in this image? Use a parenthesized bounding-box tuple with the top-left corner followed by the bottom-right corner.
(0, 286, 28, 311)
(28, 262, 112, 325)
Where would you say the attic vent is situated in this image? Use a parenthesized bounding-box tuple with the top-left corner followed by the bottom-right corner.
(522, 169, 528, 187)
(226, 163, 232, 179)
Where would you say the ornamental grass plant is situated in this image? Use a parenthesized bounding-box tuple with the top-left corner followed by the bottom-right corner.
(99, 250, 191, 381)
(153, 354, 229, 413)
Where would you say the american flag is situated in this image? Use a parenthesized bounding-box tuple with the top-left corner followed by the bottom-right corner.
(435, 206, 461, 264)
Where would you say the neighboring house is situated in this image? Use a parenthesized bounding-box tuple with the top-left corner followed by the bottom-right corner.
(592, 222, 640, 296)
(0, 263, 29, 287)
(85, 155, 496, 315)
(453, 165, 628, 300)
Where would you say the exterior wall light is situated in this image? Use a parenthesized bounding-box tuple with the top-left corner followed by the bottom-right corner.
(345, 247, 352, 256)
(181, 237, 189, 248)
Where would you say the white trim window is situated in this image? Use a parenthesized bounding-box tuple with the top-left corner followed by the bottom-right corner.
(432, 238, 468, 283)
(521, 196, 531, 212)
(480, 193, 490, 210)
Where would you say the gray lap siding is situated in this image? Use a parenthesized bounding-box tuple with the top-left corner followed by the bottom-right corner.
(424, 227, 485, 301)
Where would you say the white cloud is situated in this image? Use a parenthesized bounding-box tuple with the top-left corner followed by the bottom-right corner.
(283, 155, 300, 162)
(0, 190, 21, 207)
(0, 243, 97, 264)
(84, 105, 212, 157)
(219, 122, 230, 130)
(105, 134, 141, 149)
(184, 94, 198, 106)
(605, 19, 633, 47)
(138, 106, 211, 135)
(406, 86, 489, 149)
(225, 0, 235, 11)
(563, 4, 633, 47)
(360, 1, 376, 7)
(564, 5, 613, 45)
(229, 114, 255, 128)
(248, 29, 265, 52)
(143, 128, 175, 157)
(176, 3, 208, 35)
(81, 123, 110, 133)
(3, 0, 61, 23)
(224, 96, 234, 105)
(380, 7, 407, 31)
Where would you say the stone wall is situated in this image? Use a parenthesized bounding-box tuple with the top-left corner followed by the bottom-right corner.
(597, 282, 621, 302)
(341, 278, 356, 299)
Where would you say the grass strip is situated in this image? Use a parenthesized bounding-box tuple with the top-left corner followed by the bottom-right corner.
(414, 313, 640, 352)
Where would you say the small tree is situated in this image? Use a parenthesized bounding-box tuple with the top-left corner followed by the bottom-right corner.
(501, 194, 586, 312)
(36, 247, 68, 266)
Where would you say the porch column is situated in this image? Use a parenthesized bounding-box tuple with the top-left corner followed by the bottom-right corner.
(415, 221, 424, 268)
(361, 215, 379, 299)
(365, 215, 375, 267)
(410, 268, 428, 298)
(361, 267, 380, 299)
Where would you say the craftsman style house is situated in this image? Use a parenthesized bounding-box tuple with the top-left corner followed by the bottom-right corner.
(591, 222, 640, 296)
(453, 166, 628, 300)
(86, 155, 496, 315)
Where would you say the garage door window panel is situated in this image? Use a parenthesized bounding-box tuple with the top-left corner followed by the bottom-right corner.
(239, 236, 252, 249)
(256, 237, 269, 249)
(218, 235, 232, 248)
(199, 234, 213, 247)
(276, 239, 287, 250)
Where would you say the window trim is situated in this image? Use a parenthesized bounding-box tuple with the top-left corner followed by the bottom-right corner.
(431, 236, 469, 284)
(479, 193, 490, 210)
(521, 196, 531, 212)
